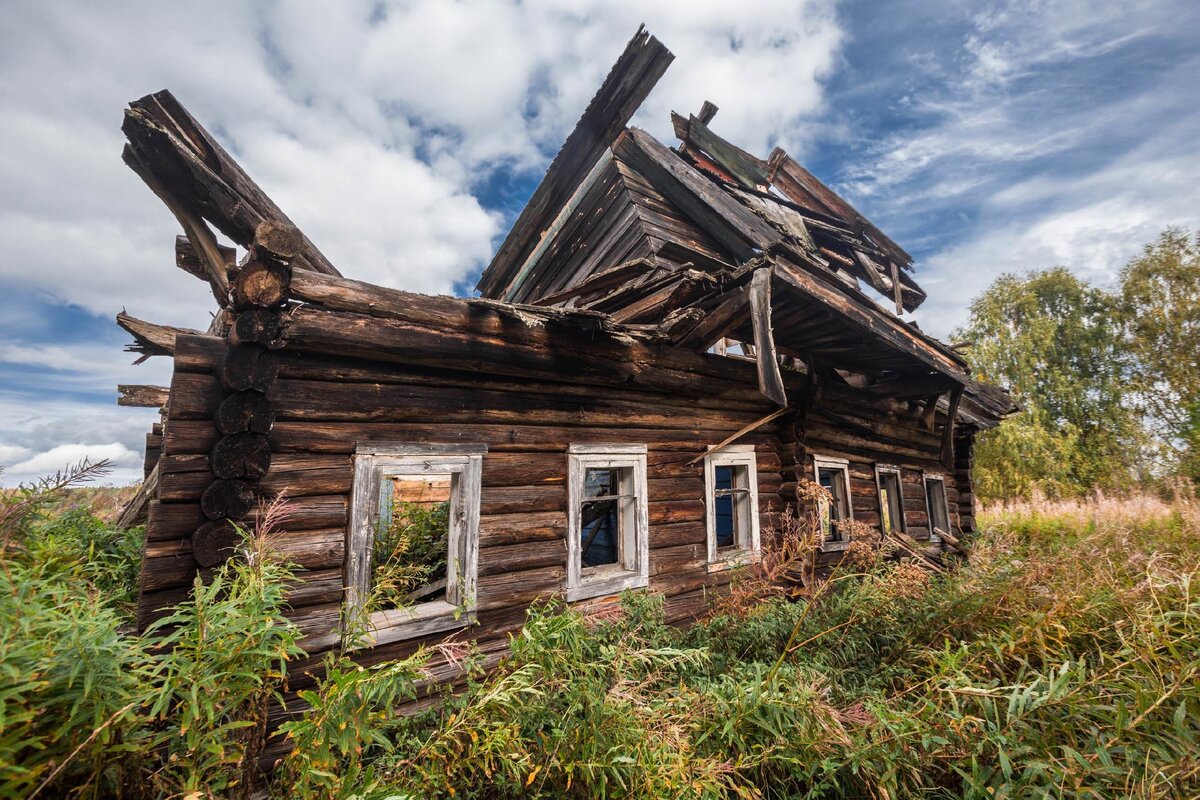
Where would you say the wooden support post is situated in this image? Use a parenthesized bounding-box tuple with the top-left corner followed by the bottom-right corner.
(941, 386, 963, 468)
(748, 268, 786, 406)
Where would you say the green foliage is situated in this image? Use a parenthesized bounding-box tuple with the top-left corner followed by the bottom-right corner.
(1119, 227, 1200, 480)
(953, 266, 1142, 499)
(0, 462, 304, 799)
(956, 227, 1200, 500)
(369, 498, 450, 612)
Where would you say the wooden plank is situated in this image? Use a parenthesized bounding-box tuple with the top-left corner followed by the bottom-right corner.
(748, 268, 786, 405)
(614, 128, 781, 260)
(478, 26, 674, 298)
(117, 384, 169, 408)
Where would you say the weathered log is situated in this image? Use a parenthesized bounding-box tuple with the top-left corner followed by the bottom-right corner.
(192, 518, 241, 567)
(219, 344, 278, 392)
(117, 384, 169, 408)
(232, 259, 291, 309)
(211, 432, 272, 480)
(116, 311, 202, 362)
(230, 309, 285, 348)
(215, 390, 275, 435)
(200, 479, 256, 520)
(123, 91, 342, 277)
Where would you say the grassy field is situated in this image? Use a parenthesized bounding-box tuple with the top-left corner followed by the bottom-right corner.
(2, 478, 1197, 798)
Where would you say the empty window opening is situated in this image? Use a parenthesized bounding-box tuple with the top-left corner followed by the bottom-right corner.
(877, 467, 905, 535)
(345, 444, 484, 649)
(925, 476, 949, 544)
(372, 474, 451, 610)
(813, 456, 852, 548)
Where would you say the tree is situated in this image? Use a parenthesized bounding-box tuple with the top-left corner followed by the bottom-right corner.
(1118, 228, 1200, 481)
(953, 267, 1143, 499)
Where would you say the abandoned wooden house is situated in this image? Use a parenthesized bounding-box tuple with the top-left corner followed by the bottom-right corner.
(115, 27, 1013, 727)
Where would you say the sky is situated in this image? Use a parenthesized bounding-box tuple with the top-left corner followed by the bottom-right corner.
(1, 0, 1198, 485)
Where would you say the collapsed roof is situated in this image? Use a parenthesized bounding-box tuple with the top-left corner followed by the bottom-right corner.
(117, 26, 1013, 428)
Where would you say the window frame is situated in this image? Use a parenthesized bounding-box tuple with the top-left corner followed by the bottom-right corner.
(875, 464, 907, 536)
(704, 445, 761, 572)
(923, 474, 950, 544)
(344, 443, 485, 649)
(566, 443, 649, 602)
(812, 455, 853, 552)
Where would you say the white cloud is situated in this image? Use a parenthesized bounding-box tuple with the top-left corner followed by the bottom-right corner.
(0, 1, 847, 485)
(5, 443, 140, 486)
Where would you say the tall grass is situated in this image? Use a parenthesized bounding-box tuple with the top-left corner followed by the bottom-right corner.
(3, 463, 1197, 798)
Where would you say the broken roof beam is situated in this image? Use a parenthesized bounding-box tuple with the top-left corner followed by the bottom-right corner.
(770, 258, 967, 381)
(748, 268, 787, 405)
(477, 26, 674, 299)
(767, 151, 913, 269)
(122, 89, 342, 277)
(116, 311, 202, 362)
(671, 113, 770, 190)
(117, 384, 169, 408)
(614, 128, 782, 261)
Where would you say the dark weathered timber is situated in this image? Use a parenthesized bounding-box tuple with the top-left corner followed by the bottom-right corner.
(210, 432, 272, 480)
(192, 518, 240, 567)
(219, 344, 278, 393)
(175, 235, 236, 283)
(200, 479, 255, 520)
(479, 27, 674, 298)
(214, 390, 275, 435)
(230, 309, 285, 348)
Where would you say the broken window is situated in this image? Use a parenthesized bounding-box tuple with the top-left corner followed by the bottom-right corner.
(813, 455, 852, 549)
(877, 467, 905, 536)
(924, 475, 949, 544)
(704, 445, 760, 570)
(567, 444, 649, 601)
(344, 444, 485, 648)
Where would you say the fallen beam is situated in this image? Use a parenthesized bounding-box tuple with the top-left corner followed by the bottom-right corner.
(118, 384, 170, 408)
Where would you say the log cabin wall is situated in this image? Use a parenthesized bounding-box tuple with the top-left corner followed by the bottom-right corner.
(140, 329, 789, 659)
(140, 320, 977, 662)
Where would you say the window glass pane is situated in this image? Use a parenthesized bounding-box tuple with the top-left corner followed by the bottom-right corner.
(584, 467, 621, 499)
(714, 465, 736, 548)
(582, 467, 625, 568)
(372, 473, 451, 612)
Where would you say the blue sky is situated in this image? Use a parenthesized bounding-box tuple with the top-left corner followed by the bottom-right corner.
(1, 0, 1198, 485)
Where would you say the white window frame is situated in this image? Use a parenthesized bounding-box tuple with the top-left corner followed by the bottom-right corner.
(344, 443, 485, 649)
(566, 444, 649, 602)
(875, 464, 907, 536)
(812, 455, 853, 552)
(923, 473, 949, 544)
(704, 445, 761, 572)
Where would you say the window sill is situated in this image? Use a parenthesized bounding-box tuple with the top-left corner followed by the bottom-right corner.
(565, 569, 648, 602)
(347, 601, 475, 649)
(819, 540, 851, 553)
(706, 549, 761, 573)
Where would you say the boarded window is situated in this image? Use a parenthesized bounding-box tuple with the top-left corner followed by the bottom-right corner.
(877, 468, 905, 535)
(813, 456, 852, 547)
(704, 445, 761, 569)
(925, 476, 949, 543)
(346, 444, 485, 649)
(567, 444, 649, 602)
